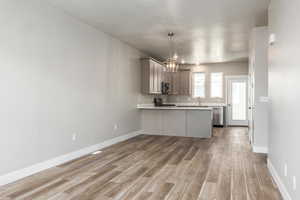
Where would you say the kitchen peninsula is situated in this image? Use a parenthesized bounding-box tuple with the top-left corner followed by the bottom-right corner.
(137, 105, 213, 138)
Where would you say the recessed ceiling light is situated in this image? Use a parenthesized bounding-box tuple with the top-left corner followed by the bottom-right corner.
(91, 150, 102, 155)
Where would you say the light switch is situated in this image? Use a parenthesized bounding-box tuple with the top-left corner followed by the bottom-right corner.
(269, 33, 276, 45)
(259, 96, 269, 103)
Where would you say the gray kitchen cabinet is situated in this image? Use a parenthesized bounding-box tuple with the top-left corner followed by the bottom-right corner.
(167, 70, 191, 96)
(186, 110, 212, 138)
(140, 108, 213, 138)
(162, 72, 177, 95)
(141, 110, 163, 133)
(162, 71, 171, 85)
(179, 70, 192, 96)
(141, 58, 164, 94)
(155, 61, 163, 93)
(170, 72, 180, 95)
(162, 110, 186, 136)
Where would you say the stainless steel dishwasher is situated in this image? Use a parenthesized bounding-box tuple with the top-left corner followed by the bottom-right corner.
(212, 107, 225, 127)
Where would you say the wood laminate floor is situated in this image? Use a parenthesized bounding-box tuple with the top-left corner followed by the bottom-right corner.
(0, 128, 282, 200)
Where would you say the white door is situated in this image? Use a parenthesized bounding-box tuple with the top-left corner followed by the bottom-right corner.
(227, 76, 249, 126)
(248, 73, 255, 143)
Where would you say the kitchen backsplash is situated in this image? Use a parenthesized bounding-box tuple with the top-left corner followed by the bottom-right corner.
(138, 94, 168, 104)
(139, 94, 225, 105)
(166, 95, 226, 104)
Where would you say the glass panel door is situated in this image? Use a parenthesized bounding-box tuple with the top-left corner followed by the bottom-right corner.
(227, 76, 248, 126)
(232, 82, 247, 120)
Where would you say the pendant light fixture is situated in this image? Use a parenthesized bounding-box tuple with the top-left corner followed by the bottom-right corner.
(165, 32, 179, 72)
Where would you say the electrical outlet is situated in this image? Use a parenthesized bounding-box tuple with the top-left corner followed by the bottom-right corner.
(113, 124, 118, 131)
(293, 176, 297, 191)
(92, 151, 102, 155)
(72, 133, 77, 141)
(284, 163, 288, 177)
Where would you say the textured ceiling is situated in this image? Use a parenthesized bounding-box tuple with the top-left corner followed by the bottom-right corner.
(47, 0, 270, 64)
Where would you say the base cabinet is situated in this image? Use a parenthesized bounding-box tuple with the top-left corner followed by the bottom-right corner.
(162, 110, 186, 137)
(141, 109, 212, 138)
(186, 110, 212, 138)
(141, 110, 163, 134)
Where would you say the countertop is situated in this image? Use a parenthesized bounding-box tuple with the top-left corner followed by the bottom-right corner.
(173, 102, 227, 107)
(137, 104, 213, 111)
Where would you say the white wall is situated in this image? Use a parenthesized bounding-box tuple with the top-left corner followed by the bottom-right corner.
(269, 0, 300, 199)
(168, 62, 249, 103)
(0, 0, 143, 176)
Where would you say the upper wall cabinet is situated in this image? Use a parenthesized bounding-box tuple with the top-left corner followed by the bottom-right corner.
(163, 72, 179, 95)
(179, 70, 192, 96)
(141, 58, 164, 94)
(165, 70, 192, 96)
(166, 70, 192, 96)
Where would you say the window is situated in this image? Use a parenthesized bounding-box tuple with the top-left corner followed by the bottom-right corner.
(210, 72, 223, 98)
(193, 72, 205, 98)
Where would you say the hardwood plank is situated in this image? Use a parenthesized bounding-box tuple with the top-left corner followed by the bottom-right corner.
(198, 182, 217, 200)
(254, 154, 282, 200)
(118, 177, 150, 200)
(143, 146, 181, 178)
(205, 153, 222, 183)
(215, 152, 232, 200)
(135, 191, 153, 200)
(48, 193, 69, 200)
(66, 170, 122, 199)
(0, 128, 282, 200)
(64, 164, 116, 194)
(148, 182, 174, 200)
(182, 152, 212, 200)
(243, 152, 263, 200)
(105, 166, 148, 198)
(21, 179, 69, 200)
(69, 179, 118, 200)
(184, 145, 199, 161)
(232, 152, 247, 200)
(147, 165, 176, 193)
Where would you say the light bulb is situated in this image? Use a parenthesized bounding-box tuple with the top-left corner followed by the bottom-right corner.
(173, 54, 178, 60)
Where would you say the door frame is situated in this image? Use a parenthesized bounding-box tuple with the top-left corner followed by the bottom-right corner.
(225, 75, 249, 126)
(248, 73, 254, 144)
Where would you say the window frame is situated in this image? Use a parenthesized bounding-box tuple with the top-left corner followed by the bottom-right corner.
(192, 72, 206, 98)
(210, 72, 223, 98)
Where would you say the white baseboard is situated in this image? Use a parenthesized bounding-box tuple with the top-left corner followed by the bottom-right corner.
(0, 131, 141, 186)
(138, 130, 166, 135)
(267, 158, 292, 200)
(252, 145, 268, 154)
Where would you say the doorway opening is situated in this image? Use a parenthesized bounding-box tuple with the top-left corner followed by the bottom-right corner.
(226, 76, 249, 126)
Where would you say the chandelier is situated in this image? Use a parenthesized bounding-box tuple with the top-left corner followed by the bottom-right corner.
(165, 32, 179, 72)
